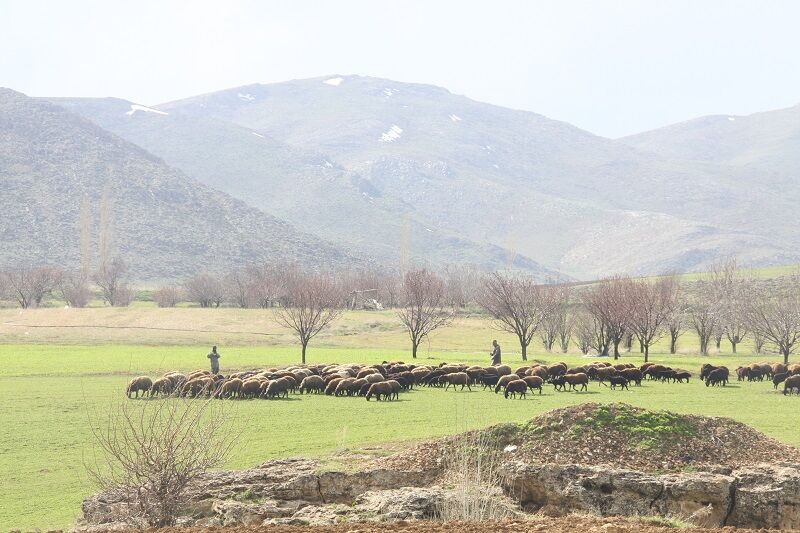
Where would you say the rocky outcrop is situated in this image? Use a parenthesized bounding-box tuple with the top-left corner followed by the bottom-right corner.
(75, 458, 800, 530)
(506, 463, 800, 530)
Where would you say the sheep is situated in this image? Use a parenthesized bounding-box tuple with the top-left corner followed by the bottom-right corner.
(335, 378, 357, 397)
(523, 376, 544, 394)
(366, 381, 394, 401)
(441, 372, 471, 391)
(181, 377, 214, 397)
(621, 368, 642, 386)
(325, 378, 343, 395)
(527, 366, 549, 380)
(215, 378, 243, 399)
(773, 372, 790, 389)
(547, 363, 567, 376)
(365, 373, 385, 384)
(673, 371, 692, 383)
(126, 376, 153, 399)
(504, 379, 528, 399)
(265, 377, 291, 399)
(149, 377, 172, 397)
(356, 368, 379, 379)
(705, 368, 729, 387)
(299, 375, 325, 394)
(495, 364, 512, 377)
(608, 375, 629, 390)
(240, 379, 262, 399)
(563, 372, 589, 392)
(590, 366, 618, 383)
(494, 374, 517, 394)
(783, 375, 800, 395)
(789, 364, 800, 375)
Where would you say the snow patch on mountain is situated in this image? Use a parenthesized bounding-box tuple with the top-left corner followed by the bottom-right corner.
(324, 77, 344, 86)
(380, 125, 403, 143)
(125, 104, 168, 116)
(238, 93, 255, 101)
(251, 131, 264, 138)
(449, 114, 462, 122)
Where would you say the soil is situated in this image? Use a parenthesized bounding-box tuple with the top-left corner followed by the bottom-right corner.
(379, 403, 800, 473)
(152, 515, 799, 532)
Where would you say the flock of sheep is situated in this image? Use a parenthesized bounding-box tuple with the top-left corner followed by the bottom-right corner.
(125, 357, 800, 401)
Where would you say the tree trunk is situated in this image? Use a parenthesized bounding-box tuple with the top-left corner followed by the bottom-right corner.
(412, 342, 418, 359)
(784, 348, 790, 365)
(301, 342, 307, 364)
(639, 339, 644, 353)
(644, 344, 649, 363)
(670, 334, 677, 354)
(521, 341, 528, 361)
(731, 341, 737, 354)
(613, 339, 621, 360)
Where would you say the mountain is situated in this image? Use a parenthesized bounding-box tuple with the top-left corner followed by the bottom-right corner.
(50, 76, 800, 278)
(620, 103, 800, 203)
(0, 88, 357, 280)
(49, 95, 558, 277)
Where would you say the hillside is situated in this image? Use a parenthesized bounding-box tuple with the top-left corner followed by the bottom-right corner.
(0, 88, 357, 280)
(49, 96, 556, 276)
(54, 76, 799, 278)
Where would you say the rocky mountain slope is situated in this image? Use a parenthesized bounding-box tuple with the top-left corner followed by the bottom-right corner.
(52, 75, 799, 278)
(0, 89, 356, 280)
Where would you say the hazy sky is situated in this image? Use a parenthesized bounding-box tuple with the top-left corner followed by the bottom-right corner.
(2, 0, 799, 137)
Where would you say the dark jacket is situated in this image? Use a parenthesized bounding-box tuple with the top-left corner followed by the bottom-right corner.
(491, 345, 501, 365)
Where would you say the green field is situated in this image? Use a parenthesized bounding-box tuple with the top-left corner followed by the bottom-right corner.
(1, 308, 798, 531)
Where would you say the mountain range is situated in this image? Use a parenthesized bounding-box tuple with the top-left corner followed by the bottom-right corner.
(1, 75, 798, 280)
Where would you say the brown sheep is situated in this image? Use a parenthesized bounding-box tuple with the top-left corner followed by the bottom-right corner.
(126, 376, 153, 398)
(216, 378, 243, 399)
(335, 378, 357, 396)
(621, 368, 643, 386)
(494, 374, 517, 394)
(299, 375, 325, 394)
(772, 363, 788, 376)
(149, 377, 172, 397)
(495, 364, 512, 376)
(784, 375, 800, 395)
(523, 375, 544, 394)
(547, 363, 567, 377)
(240, 379, 262, 398)
(357, 368, 379, 379)
(441, 372, 471, 391)
(527, 366, 549, 380)
(365, 373, 385, 384)
(789, 364, 800, 376)
(325, 378, 343, 395)
(181, 377, 214, 397)
(504, 379, 528, 399)
(563, 372, 589, 392)
(265, 377, 291, 399)
(366, 381, 394, 401)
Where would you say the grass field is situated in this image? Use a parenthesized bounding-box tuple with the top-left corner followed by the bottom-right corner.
(1, 307, 799, 531)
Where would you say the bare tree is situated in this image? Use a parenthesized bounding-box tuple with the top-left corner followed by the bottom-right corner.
(59, 270, 92, 308)
(184, 273, 225, 308)
(87, 398, 237, 528)
(539, 284, 571, 352)
(573, 308, 599, 355)
(479, 272, 551, 361)
(443, 265, 482, 309)
(224, 269, 253, 309)
(154, 285, 182, 308)
(397, 269, 453, 359)
(753, 332, 766, 355)
(666, 303, 687, 354)
(93, 257, 134, 307)
(275, 272, 343, 363)
(581, 276, 632, 359)
(745, 275, 800, 364)
(0, 265, 62, 308)
(689, 280, 719, 356)
(626, 277, 677, 362)
(247, 264, 281, 308)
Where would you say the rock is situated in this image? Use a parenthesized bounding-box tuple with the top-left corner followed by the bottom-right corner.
(353, 487, 444, 520)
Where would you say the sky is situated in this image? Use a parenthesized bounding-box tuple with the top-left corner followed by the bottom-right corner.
(2, 0, 799, 137)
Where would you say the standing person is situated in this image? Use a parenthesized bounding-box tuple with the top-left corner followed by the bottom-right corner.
(207, 345, 221, 374)
(490, 340, 501, 366)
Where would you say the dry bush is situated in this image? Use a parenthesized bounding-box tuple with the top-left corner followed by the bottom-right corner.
(436, 431, 515, 522)
(86, 397, 238, 528)
(153, 285, 182, 308)
(59, 270, 92, 308)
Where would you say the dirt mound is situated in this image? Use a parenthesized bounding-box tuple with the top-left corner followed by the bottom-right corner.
(145, 515, 798, 532)
(382, 403, 800, 473)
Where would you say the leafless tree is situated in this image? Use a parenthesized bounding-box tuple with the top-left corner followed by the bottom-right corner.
(443, 265, 482, 309)
(275, 272, 343, 363)
(745, 275, 800, 364)
(626, 277, 678, 362)
(397, 269, 453, 359)
(246, 264, 281, 308)
(479, 272, 552, 361)
(573, 309, 599, 355)
(539, 284, 571, 352)
(93, 257, 134, 307)
(666, 303, 687, 354)
(753, 332, 766, 355)
(689, 280, 719, 356)
(224, 269, 253, 309)
(59, 270, 92, 308)
(153, 285, 182, 308)
(184, 273, 225, 308)
(581, 276, 632, 359)
(0, 265, 62, 308)
(87, 398, 237, 528)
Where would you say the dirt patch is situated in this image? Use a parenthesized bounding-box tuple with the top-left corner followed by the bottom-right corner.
(145, 515, 798, 532)
(380, 403, 800, 473)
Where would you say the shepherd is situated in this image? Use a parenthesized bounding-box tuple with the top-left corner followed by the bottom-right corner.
(207, 345, 221, 374)
(490, 340, 501, 366)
